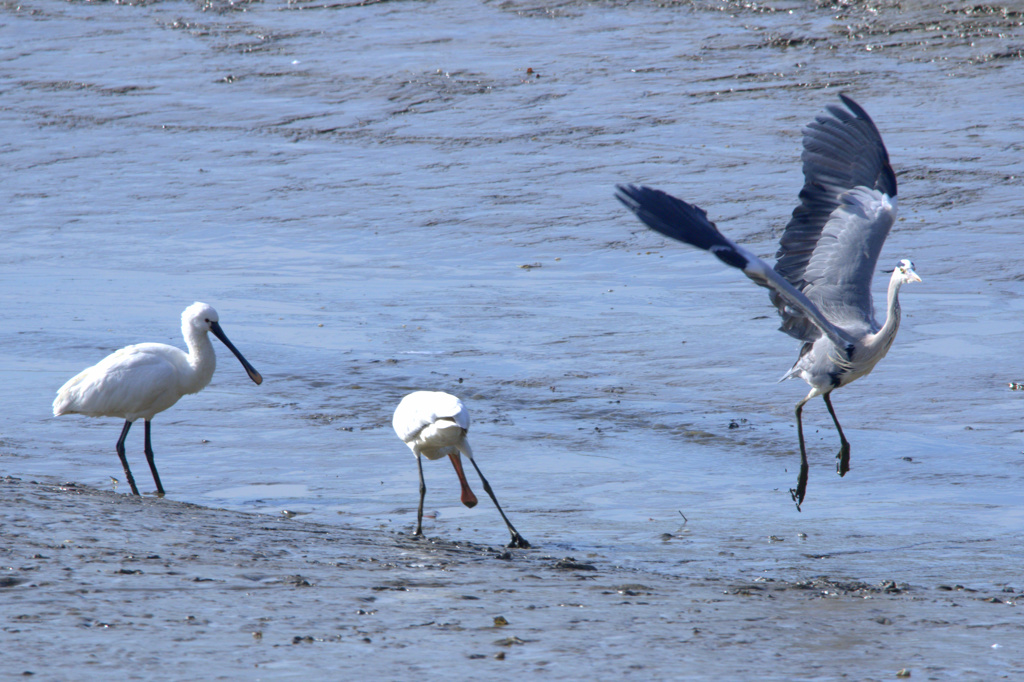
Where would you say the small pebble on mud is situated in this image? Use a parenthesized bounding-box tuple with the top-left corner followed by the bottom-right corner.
(494, 636, 526, 647)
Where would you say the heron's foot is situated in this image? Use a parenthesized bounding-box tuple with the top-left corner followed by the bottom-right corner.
(412, 529, 425, 539)
(506, 533, 531, 549)
(835, 442, 851, 477)
(788, 487, 803, 512)
(789, 463, 809, 512)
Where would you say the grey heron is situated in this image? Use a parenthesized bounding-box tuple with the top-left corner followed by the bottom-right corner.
(53, 302, 263, 496)
(616, 95, 921, 510)
(393, 391, 530, 548)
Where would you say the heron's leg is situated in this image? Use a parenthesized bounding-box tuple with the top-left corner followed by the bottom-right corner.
(415, 454, 426, 538)
(115, 420, 140, 496)
(789, 396, 812, 511)
(822, 393, 851, 477)
(143, 420, 165, 496)
(466, 458, 530, 549)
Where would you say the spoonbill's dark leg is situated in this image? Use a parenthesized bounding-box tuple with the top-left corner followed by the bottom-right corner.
(822, 393, 851, 477)
(115, 420, 140, 496)
(143, 420, 165, 496)
(467, 458, 530, 549)
(415, 454, 426, 538)
(789, 398, 811, 512)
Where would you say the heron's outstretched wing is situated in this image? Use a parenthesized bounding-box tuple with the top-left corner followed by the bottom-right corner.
(616, 184, 858, 352)
(773, 94, 898, 342)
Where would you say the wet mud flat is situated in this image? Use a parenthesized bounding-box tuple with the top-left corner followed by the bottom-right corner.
(2, 0, 1024, 679)
(2, 476, 1020, 680)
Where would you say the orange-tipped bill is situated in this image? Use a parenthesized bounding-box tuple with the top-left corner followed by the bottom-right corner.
(448, 453, 478, 508)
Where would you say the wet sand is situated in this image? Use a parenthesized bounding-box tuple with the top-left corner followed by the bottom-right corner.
(3, 474, 1020, 680)
(3, 0, 1024, 678)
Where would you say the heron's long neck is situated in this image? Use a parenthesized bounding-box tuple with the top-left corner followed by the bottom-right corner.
(183, 327, 217, 394)
(868, 271, 904, 355)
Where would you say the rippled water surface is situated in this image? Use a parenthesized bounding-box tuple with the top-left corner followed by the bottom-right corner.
(3, 0, 1024, 625)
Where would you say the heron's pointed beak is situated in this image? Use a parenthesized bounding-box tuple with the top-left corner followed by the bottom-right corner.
(448, 453, 478, 508)
(210, 321, 263, 385)
(909, 271, 922, 283)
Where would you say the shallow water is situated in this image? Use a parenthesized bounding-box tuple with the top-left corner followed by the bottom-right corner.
(2, 0, 1024, 668)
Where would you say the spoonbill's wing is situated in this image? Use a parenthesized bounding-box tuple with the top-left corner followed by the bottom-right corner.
(53, 344, 184, 419)
(393, 391, 470, 443)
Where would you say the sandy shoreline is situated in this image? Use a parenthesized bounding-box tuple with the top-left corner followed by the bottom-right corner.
(2, 0, 1023, 678)
(2, 474, 1019, 680)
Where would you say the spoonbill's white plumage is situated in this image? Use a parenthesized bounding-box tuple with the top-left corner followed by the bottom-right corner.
(617, 95, 921, 509)
(53, 302, 263, 496)
(393, 391, 530, 548)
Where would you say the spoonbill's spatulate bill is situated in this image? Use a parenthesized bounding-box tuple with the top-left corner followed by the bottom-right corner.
(53, 302, 263, 496)
(616, 94, 921, 510)
(392, 391, 530, 548)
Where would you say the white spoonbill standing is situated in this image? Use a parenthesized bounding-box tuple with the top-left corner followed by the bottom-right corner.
(616, 94, 921, 510)
(53, 301, 263, 496)
(392, 391, 530, 548)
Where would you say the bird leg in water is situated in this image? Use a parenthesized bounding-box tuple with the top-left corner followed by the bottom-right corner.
(466, 458, 531, 549)
(143, 420, 165, 496)
(115, 420, 141, 496)
(822, 393, 851, 477)
(448, 453, 478, 508)
(415, 455, 427, 537)
(789, 400, 811, 512)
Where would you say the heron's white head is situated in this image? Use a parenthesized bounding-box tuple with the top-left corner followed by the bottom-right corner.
(182, 301, 220, 333)
(894, 259, 922, 285)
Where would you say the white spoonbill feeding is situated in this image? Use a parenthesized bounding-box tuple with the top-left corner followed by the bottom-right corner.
(616, 94, 921, 510)
(53, 301, 263, 496)
(392, 391, 530, 548)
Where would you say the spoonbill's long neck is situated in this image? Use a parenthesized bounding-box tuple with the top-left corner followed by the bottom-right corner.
(869, 270, 905, 357)
(183, 326, 217, 394)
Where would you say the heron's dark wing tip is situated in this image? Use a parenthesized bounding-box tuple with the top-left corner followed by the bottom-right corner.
(836, 92, 866, 117)
(614, 183, 643, 211)
(614, 183, 747, 268)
